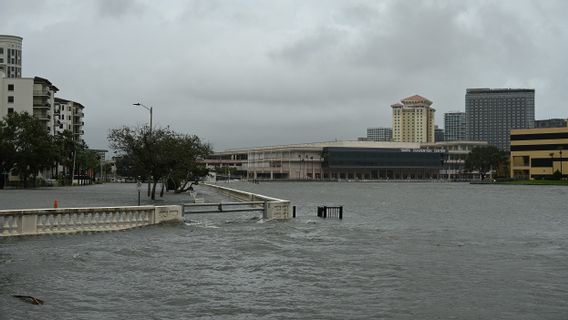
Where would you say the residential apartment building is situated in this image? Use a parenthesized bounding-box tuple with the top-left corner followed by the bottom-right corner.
(0, 34, 85, 142)
(0, 73, 33, 117)
(534, 118, 567, 128)
(444, 111, 467, 141)
(466, 88, 535, 151)
(55, 97, 85, 141)
(33, 77, 58, 134)
(0, 35, 23, 78)
(510, 127, 568, 179)
(366, 127, 392, 142)
(391, 95, 435, 143)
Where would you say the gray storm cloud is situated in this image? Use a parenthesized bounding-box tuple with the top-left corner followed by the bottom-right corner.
(1, 0, 567, 150)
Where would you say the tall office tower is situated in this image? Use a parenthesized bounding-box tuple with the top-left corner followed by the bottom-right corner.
(434, 126, 445, 142)
(0, 35, 23, 78)
(444, 112, 467, 141)
(534, 118, 567, 128)
(466, 88, 535, 151)
(391, 95, 435, 143)
(366, 127, 392, 141)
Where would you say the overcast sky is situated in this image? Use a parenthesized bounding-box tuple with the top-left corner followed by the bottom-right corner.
(2, 0, 567, 150)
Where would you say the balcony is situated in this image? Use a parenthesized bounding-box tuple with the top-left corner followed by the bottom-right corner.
(33, 103, 51, 109)
(33, 90, 51, 97)
(36, 114, 51, 121)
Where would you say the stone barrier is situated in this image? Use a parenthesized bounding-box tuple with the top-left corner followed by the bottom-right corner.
(203, 183, 291, 220)
(0, 205, 183, 237)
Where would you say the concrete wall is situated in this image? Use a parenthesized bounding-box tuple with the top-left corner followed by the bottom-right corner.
(0, 76, 33, 117)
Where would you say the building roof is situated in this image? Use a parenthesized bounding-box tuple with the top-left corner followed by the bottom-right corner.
(218, 140, 422, 154)
(401, 95, 433, 105)
(466, 88, 535, 94)
(34, 76, 59, 92)
(55, 97, 84, 108)
(0, 35, 23, 40)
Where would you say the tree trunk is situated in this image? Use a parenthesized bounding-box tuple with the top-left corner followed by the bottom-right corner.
(160, 179, 165, 198)
(151, 179, 158, 200)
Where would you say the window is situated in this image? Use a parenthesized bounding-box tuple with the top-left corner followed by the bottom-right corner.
(7, 96, 14, 103)
(8, 108, 14, 114)
(8, 84, 14, 91)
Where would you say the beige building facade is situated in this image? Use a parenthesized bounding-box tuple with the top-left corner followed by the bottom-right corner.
(392, 95, 436, 143)
(510, 127, 568, 179)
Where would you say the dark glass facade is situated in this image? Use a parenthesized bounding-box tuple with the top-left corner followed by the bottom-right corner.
(322, 147, 445, 169)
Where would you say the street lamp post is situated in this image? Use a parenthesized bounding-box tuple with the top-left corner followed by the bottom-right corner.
(133, 103, 153, 132)
(133, 102, 153, 196)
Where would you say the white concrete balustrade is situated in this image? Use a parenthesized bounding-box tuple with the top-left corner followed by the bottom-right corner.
(0, 205, 183, 237)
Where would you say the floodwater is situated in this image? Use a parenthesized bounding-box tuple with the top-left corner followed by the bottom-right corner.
(1, 182, 567, 319)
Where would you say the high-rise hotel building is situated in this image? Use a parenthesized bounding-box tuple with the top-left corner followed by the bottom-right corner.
(466, 88, 534, 151)
(0, 35, 23, 78)
(391, 95, 435, 143)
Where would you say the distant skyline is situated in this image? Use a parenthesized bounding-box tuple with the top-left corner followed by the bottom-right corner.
(1, 0, 567, 151)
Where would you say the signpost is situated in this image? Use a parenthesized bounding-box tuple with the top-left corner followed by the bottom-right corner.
(137, 180, 142, 206)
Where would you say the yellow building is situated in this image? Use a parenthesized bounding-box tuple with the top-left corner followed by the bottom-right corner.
(392, 95, 435, 143)
(510, 127, 568, 179)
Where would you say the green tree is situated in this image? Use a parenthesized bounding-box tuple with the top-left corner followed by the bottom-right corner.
(53, 130, 77, 185)
(0, 118, 16, 188)
(74, 142, 100, 185)
(108, 125, 211, 200)
(2, 112, 57, 188)
(465, 145, 503, 180)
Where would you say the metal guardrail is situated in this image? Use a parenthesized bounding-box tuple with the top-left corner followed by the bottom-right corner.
(201, 183, 291, 220)
(183, 201, 266, 214)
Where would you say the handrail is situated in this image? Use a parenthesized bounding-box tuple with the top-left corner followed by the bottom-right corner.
(201, 183, 291, 220)
(182, 201, 265, 207)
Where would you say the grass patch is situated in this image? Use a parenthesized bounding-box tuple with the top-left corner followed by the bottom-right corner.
(496, 180, 568, 186)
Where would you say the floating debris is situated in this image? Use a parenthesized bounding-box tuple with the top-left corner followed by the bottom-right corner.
(13, 295, 44, 305)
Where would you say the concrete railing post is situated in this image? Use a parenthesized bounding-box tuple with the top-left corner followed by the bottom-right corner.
(154, 205, 183, 224)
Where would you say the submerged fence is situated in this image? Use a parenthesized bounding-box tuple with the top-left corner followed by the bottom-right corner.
(317, 206, 343, 219)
